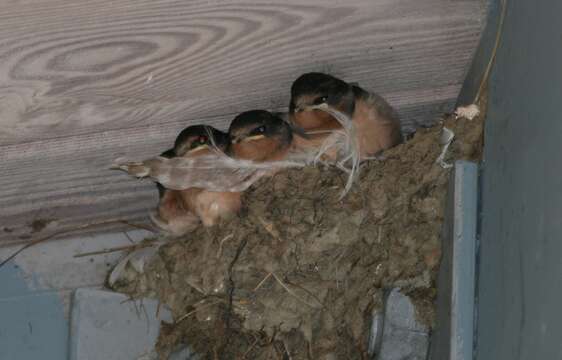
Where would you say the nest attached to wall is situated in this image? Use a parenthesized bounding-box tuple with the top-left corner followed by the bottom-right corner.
(108, 107, 483, 359)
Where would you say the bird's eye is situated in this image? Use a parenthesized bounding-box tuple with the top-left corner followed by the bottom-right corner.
(190, 135, 208, 149)
(313, 96, 328, 105)
(250, 125, 266, 136)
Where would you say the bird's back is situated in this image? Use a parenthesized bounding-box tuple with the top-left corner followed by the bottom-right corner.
(351, 85, 403, 156)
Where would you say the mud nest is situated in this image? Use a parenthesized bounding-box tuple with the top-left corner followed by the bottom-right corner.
(109, 110, 483, 360)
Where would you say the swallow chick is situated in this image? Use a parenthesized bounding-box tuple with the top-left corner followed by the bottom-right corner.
(289, 72, 403, 159)
(153, 125, 241, 235)
(228, 110, 293, 162)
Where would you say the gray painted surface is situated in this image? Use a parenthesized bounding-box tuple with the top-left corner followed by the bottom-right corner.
(477, 0, 562, 359)
(69, 289, 172, 360)
(0, 230, 150, 360)
(377, 289, 429, 360)
(449, 163, 477, 360)
(429, 161, 478, 360)
(0, 266, 68, 360)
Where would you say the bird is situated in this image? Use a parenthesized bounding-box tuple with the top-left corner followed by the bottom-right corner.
(152, 125, 242, 235)
(288, 72, 403, 160)
(227, 110, 293, 162)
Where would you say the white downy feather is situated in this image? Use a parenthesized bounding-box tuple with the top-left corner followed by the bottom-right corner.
(108, 243, 164, 286)
(435, 127, 455, 169)
(308, 104, 361, 196)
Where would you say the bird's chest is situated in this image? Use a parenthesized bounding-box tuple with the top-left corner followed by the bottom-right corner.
(292, 110, 340, 131)
(179, 188, 205, 211)
(231, 138, 287, 162)
(192, 190, 241, 226)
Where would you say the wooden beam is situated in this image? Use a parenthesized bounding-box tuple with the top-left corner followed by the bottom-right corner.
(0, 0, 485, 244)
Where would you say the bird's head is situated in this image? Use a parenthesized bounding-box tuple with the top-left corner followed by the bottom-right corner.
(289, 72, 355, 129)
(173, 125, 230, 157)
(228, 110, 292, 161)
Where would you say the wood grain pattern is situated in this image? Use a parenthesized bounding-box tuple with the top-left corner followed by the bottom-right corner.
(0, 0, 485, 243)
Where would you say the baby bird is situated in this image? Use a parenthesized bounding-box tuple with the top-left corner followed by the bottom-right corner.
(153, 125, 241, 235)
(289, 72, 403, 159)
(228, 110, 293, 162)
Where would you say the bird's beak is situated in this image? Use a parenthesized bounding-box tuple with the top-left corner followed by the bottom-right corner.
(241, 134, 266, 142)
(185, 144, 209, 155)
(231, 134, 265, 144)
(296, 104, 315, 113)
(289, 122, 310, 139)
(309, 103, 329, 111)
(295, 103, 326, 113)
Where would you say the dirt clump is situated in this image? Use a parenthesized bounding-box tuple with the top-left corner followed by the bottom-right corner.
(110, 111, 483, 359)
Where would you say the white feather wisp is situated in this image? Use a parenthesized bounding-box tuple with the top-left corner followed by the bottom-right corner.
(112, 107, 361, 196)
(307, 104, 361, 196)
(112, 154, 306, 192)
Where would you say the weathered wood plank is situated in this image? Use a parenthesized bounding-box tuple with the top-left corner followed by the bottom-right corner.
(0, 0, 483, 144)
(0, 0, 486, 243)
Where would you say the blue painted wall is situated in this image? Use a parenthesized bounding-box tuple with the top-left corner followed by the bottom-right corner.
(0, 265, 68, 360)
(476, 0, 562, 359)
